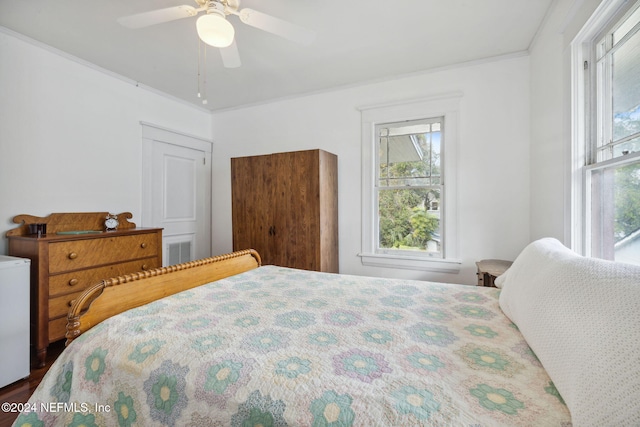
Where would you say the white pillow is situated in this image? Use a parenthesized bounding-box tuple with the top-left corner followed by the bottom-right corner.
(498, 238, 640, 426)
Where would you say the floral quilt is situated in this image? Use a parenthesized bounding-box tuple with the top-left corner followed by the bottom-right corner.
(14, 266, 571, 426)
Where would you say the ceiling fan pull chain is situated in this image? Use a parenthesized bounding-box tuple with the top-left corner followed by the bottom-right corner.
(202, 43, 208, 105)
(197, 38, 202, 99)
(196, 37, 208, 105)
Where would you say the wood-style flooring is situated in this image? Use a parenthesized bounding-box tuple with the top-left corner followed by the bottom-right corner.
(0, 341, 65, 427)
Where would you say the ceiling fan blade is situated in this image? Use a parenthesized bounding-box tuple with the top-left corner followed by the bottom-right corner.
(238, 8, 315, 45)
(117, 5, 199, 29)
(220, 40, 241, 68)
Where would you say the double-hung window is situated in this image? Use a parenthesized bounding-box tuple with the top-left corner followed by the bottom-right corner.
(359, 94, 461, 272)
(376, 118, 444, 256)
(575, 0, 640, 265)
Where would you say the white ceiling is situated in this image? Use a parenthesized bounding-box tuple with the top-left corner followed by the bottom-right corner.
(0, 0, 553, 111)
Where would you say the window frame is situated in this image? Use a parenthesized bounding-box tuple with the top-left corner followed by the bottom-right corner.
(375, 117, 445, 258)
(358, 93, 462, 272)
(571, 0, 640, 258)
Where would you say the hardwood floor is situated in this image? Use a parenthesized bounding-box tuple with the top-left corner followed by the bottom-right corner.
(0, 341, 65, 427)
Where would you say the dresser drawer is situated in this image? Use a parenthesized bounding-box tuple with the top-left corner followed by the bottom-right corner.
(48, 317, 68, 343)
(49, 233, 159, 273)
(49, 258, 160, 297)
(49, 290, 85, 320)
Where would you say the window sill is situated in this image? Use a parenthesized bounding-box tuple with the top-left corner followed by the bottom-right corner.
(358, 253, 462, 273)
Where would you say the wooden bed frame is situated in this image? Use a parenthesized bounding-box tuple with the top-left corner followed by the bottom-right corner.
(66, 249, 261, 345)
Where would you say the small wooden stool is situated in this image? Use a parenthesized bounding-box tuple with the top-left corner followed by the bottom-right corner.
(476, 259, 513, 287)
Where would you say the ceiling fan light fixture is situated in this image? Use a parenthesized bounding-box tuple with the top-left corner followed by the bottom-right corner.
(196, 12, 235, 48)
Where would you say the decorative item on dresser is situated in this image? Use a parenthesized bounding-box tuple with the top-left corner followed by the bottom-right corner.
(231, 149, 338, 273)
(476, 258, 513, 287)
(6, 212, 162, 367)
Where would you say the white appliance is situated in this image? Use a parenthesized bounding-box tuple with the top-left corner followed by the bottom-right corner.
(0, 255, 30, 388)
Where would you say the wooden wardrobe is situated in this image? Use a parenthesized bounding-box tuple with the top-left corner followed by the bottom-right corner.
(231, 149, 338, 273)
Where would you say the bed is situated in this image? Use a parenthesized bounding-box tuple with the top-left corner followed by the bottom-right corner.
(12, 240, 640, 426)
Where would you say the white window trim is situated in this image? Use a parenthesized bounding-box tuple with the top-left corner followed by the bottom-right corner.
(357, 93, 462, 273)
(570, 0, 633, 255)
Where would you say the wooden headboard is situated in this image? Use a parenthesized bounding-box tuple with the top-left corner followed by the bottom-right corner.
(66, 249, 262, 344)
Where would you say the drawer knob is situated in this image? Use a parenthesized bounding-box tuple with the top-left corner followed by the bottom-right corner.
(141, 264, 149, 270)
(68, 278, 79, 286)
(140, 243, 147, 249)
(68, 299, 75, 307)
(68, 252, 78, 260)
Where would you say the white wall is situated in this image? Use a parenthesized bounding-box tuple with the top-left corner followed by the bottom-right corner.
(212, 55, 531, 285)
(0, 26, 541, 285)
(0, 30, 213, 255)
(528, 0, 602, 245)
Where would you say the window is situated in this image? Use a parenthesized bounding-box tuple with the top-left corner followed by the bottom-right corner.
(358, 94, 461, 272)
(574, 0, 640, 265)
(376, 118, 444, 257)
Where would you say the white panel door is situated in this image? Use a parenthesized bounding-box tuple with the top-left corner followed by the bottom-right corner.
(141, 123, 212, 266)
(152, 141, 211, 265)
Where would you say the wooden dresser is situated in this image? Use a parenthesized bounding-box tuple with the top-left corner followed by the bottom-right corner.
(7, 212, 162, 367)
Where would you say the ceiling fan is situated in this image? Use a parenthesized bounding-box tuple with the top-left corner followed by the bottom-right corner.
(117, 0, 315, 68)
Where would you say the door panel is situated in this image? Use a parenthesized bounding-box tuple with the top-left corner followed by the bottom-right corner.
(273, 150, 320, 270)
(231, 155, 275, 264)
(152, 141, 211, 265)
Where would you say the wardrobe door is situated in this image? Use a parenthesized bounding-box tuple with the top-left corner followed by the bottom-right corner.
(231, 154, 276, 264)
(272, 150, 322, 270)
